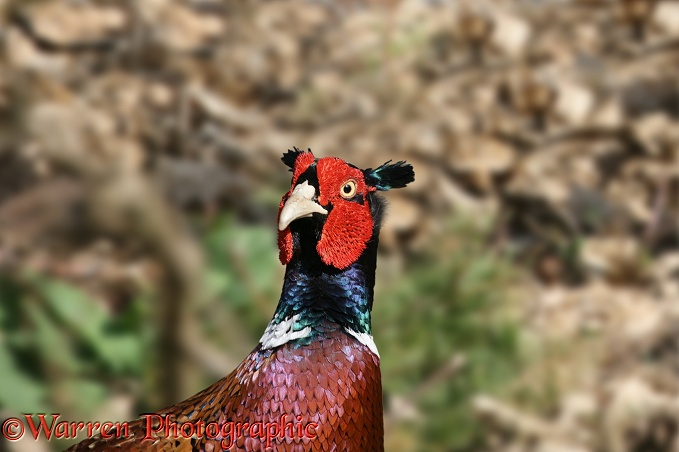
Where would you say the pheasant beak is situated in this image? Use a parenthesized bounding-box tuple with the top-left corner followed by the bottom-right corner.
(278, 180, 328, 231)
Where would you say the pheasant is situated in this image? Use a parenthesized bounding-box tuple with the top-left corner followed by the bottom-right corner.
(65, 148, 414, 451)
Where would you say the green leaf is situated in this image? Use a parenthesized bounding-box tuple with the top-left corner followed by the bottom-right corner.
(26, 300, 84, 374)
(29, 276, 141, 374)
(0, 338, 46, 412)
(31, 277, 108, 340)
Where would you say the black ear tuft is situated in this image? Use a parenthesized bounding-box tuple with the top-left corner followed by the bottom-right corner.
(364, 160, 415, 191)
(281, 147, 306, 170)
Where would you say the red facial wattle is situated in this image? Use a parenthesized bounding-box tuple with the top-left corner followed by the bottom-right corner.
(277, 195, 295, 265)
(290, 152, 315, 184)
(315, 158, 375, 269)
(277, 151, 315, 265)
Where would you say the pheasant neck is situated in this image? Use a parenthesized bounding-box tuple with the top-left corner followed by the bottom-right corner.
(259, 228, 379, 354)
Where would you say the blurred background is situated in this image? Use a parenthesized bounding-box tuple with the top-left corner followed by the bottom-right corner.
(0, 0, 678, 451)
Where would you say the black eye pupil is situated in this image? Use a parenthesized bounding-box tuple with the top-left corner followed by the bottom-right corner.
(343, 185, 352, 194)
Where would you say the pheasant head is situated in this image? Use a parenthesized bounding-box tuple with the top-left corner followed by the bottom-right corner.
(277, 147, 415, 269)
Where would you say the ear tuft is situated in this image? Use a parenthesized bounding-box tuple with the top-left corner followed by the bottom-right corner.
(364, 160, 415, 191)
(282, 147, 313, 171)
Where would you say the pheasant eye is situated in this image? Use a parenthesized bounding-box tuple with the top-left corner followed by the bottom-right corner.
(340, 179, 358, 199)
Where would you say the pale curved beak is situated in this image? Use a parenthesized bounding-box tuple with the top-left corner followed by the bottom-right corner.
(278, 180, 328, 231)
